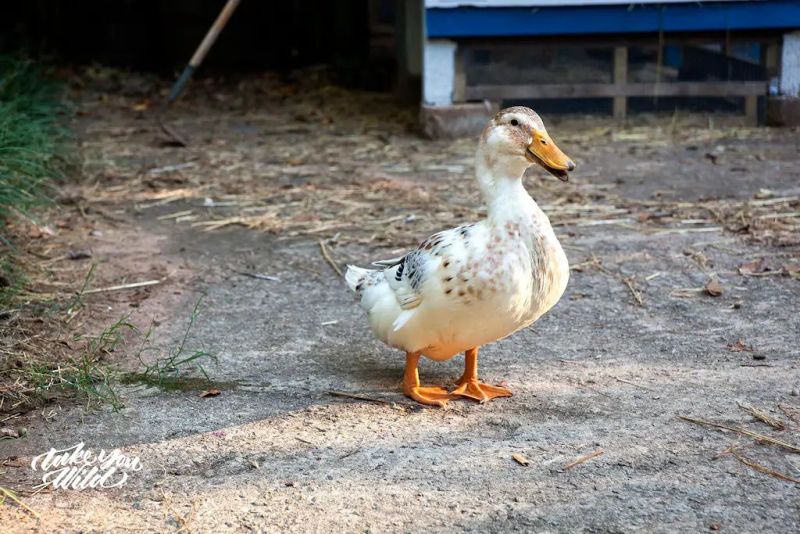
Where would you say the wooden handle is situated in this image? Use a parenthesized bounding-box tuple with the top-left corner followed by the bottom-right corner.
(189, 0, 241, 67)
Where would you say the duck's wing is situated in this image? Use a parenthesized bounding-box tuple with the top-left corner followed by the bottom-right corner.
(377, 224, 476, 315)
(381, 248, 428, 311)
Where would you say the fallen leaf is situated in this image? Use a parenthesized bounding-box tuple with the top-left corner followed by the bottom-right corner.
(68, 250, 92, 260)
(512, 453, 530, 467)
(28, 225, 55, 239)
(781, 262, 800, 280)
(726, 340, 754, 353)
(738, 258, 768, 275)
(2, 456, 26, 468)
(0, 427, 20, 439)
(200, 389, 220, 398)
(754, 188, 774, 199)
(705, 278, 723, 297)
(132, 99, 151, 111)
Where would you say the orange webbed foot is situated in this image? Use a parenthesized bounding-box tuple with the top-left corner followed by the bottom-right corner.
(403, 384, 452, 408)
(452, 379, 512, 403)
(402, 351, 452, 408)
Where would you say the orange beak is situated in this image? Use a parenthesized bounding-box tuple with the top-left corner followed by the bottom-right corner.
(525, 131, 575, 181)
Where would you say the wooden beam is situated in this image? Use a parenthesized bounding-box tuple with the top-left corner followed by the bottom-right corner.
(465, 81, 768, 100)
(453, 46, 467, 103)
(763, 42, 780, 77)
(458, 30, 782, 51)
(613, 47, 628, 122)
(745, 95, 759, 125)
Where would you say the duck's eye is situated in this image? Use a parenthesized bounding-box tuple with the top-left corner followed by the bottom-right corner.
(510, 119, 519, 127)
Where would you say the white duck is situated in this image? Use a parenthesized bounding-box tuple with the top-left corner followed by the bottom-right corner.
(345, 106, 575, 407)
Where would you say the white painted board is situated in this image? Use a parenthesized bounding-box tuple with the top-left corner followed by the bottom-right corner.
(426, 0, 745, 7)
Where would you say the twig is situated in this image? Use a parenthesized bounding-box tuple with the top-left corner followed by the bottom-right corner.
(158, 119, 189, 147)
(589, 254, 644, 307)
(147, 161, 195, 175)
(512, 453, 530, 466)
(338, 446, 362, 460)
(319, 239, 343, 277)
(614, 376, 656, 392)
(232, 270, 280, 282)
(563, 449, 604, 470)
(156, 209, 193, 221)
(622, 276, 644, 306)
(732, 452, 800, 484)
(83, 279, 161, 294)
(0, 486, 40, 519)
(737, 402, 786, 430)
(678, 415, 800, 453)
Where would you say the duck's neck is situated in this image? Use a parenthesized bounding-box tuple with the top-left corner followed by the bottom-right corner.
(475, 144, 548, 227)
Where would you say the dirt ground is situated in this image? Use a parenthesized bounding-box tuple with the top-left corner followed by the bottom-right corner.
(1, 72, 799, 532)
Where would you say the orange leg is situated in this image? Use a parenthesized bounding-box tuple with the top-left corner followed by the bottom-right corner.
(451, 347, 512, 403)
(402, 352, 452, 408)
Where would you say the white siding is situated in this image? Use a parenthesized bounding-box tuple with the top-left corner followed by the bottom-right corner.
(426, 1, 743, 7)
(781, 31, 800, 97)
(423, 40, 457, 106)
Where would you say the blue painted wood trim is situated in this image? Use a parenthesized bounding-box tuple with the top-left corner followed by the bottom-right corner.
(426, 1, 800, 38)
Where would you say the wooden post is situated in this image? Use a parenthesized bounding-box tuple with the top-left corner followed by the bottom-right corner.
(763, 43, 780, 77)
(744, 95, 759, 125)
(613, 47, 628, 122)
(453, 46, 467, 103)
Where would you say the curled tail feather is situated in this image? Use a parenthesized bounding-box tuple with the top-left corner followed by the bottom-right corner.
(345, 265, 375, 295)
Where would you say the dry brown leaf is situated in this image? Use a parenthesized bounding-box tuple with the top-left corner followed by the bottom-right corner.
(199, 389, 221, 398)
(738, 258, 768, 275)
(0, 427, 20, 438)
(512, 453, 530, 467)
(726, 340, 754, 353)
(705, 278, 723, 297)
(132, 99, 151, 111)
(781, 262, 800, 280)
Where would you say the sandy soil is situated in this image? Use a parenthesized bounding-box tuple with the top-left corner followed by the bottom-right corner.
(1, 73, 799, 532)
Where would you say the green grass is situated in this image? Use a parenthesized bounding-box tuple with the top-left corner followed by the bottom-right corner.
(0, 54, 68, 219)
(0, 55, 69, 306)
(24, 315, 134, 411)
(122, 297, 219, 390)
(6, 298, 219, 413)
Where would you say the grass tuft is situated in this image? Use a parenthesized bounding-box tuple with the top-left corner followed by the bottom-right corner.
(3, 298, 218, 413)
(23, 315, 135, 411)
(123, 297, 218, 390)
(0, 54, 68, 219)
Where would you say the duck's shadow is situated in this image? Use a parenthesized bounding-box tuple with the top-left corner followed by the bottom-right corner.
(311, 341, 466, 390)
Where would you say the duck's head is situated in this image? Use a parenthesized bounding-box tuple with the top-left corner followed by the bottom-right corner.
(480, 106, 575, 182)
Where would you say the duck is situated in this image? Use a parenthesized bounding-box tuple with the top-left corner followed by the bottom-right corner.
(345, 106, 575, 407)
